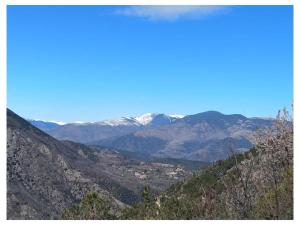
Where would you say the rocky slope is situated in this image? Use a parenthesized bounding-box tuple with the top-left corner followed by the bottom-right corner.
(7, 109, 130, 219)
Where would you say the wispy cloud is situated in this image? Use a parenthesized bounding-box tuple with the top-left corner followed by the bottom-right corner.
(115, 6, 230, 22)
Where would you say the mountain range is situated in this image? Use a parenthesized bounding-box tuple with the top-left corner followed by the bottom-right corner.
(8, 108, 290, 220)
(29, 111, 274, 162)
(28, 113, 183, 143)
(8, 109, 206, 219)
(28, 113, 184, 128)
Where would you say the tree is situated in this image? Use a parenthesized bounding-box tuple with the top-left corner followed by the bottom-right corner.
(251, 107, 293, 219)
(62, 192, 117, 220)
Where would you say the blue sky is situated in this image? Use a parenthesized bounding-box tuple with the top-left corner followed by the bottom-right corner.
(7, 6, 293, 122)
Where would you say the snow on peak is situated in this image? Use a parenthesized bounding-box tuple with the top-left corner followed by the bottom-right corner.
(48, 120, 66, 125)
(169, 114, 185, 119)
(29, 112, 185, 127)
(97, 117, 141, 126)
(135, 113, 157, 125)
(73, 121, 86, 124)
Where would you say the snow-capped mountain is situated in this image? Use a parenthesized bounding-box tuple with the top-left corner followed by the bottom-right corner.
(135, 113, 182, 126)
(135, 113, 157, 125)
(28, 113, 186, 143)
(29, 113, 185, 128)
(49, 113, 185, 127)
(96, 117, 141, 127)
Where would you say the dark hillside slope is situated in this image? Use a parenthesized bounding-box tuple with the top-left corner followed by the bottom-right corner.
(7, 109, 127, 219)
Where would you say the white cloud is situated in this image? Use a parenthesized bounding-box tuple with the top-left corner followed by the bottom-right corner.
(115, 6, 229, 22)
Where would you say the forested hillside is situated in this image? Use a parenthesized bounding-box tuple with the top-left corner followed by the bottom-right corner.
(63, 109, 293, 220)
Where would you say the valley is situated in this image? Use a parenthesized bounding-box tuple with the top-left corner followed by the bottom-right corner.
(7, 109, 208, 219)
(7, 108, 293, 220)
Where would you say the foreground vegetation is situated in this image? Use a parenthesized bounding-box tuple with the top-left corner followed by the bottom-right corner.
(63, 109, 293, 220)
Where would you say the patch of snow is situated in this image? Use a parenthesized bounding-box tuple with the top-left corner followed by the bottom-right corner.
(169, 114, 185, 119)
(69, 121, 98, 126)
(73, 121, 86, 124)
(48, 120, 66, 125)
(96, 117, 141, 126)
(135, 113, 157, 125)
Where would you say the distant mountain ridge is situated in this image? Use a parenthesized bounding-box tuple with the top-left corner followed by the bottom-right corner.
(28, 113, 185, 128)
(28, 113, 185, 143)
(95, 111, 274, 162)
(27, 119, 64, 131)
(28, 111, 274, 162)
